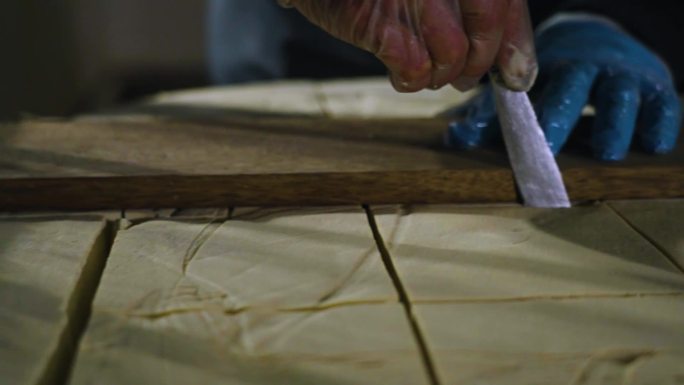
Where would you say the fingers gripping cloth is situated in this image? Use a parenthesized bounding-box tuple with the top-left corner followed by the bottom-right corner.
(281, 0, 566, 206)
(447, 17, 682, 161)
(280, 0, 538, 93)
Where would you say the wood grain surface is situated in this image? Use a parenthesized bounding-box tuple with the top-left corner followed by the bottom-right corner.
(0, 114, 682, 210)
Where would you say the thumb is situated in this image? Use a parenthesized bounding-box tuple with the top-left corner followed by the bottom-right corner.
(495, 0, 538, 91)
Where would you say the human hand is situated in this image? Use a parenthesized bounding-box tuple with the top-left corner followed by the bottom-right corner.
(279, 0, 538, 93)
(446, 17, 682, 161)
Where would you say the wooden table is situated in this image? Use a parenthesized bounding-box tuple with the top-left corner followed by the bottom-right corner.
(1, 79, 683, 385)
(1, 79, 682, 210)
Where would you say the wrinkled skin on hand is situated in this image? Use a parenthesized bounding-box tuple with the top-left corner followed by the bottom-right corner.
(447, 19, 683, 161)
(280, 0, 538, 92)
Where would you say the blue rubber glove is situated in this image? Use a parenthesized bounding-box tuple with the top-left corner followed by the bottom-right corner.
(446, 17, 682, 161)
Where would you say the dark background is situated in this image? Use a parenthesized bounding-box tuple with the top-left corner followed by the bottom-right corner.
(2, 1, 681, 122)
(1, 1, 209, 121)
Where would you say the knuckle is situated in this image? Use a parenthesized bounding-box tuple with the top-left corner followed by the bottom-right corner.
(439, 36, 470, 66)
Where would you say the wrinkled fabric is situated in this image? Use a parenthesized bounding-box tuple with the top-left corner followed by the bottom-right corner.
(447, 18, 682, 161)
(492, 82, 570, 208)
(281, 0, 538, 92)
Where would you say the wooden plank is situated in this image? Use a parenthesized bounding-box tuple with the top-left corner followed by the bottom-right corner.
(372, 204, 684, 301)
(416, 299, 684, 384)
(0, 117, 682, 210)
(70, 208, 431, 384)
(0, 211, 122, 220)
(609, 200, 684, 272)
(0, 217, 108, 385)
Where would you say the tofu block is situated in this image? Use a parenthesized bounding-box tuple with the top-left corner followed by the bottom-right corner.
(416, 298, 684, 384)
(70, 208, 429, 384)
(0, 218, 108, 385)
(610, 200, 684, 271)
(375, 205, 684, 301)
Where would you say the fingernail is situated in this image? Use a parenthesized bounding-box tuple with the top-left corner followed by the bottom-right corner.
(446, 121, 479, 149)
(390, 75, 410, 91)
(391, 74, 421, 92)
(452, 76, 481, 92)
(430, 64, 452, 90)
(500, 46, 539, 91)
(501, 65, 538, 92)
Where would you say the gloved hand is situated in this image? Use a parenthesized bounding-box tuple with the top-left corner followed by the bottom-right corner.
(279, 0, 538, 93)
(446, 18, 682, 161)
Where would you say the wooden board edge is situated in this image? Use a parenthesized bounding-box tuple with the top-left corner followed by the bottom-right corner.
(0, 166, 682, 211)
(0, 170, 516, 211)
